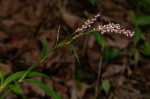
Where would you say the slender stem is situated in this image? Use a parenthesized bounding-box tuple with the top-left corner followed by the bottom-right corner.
(18, 56, 46, 82)
(18, 29, 95, 82)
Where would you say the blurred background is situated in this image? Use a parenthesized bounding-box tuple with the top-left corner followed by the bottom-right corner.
(0, 0, 150, 99)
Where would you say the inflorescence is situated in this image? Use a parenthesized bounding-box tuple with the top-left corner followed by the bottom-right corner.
(95, 23, 134, 37)
(75, 12, 101, 33)
(75, 12, 134, 37)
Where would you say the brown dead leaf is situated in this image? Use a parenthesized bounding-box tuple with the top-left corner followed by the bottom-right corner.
(109, 88, 140, 99)
(107, 35, 130, 49)
(88, 35, 96, 48)
(109, 76, 125, 87)
(87, 48, 101, 72)
(0, 63, 12, 75)
(134, 64, 150, 85)
(0, 0, 22, 17)
(67, 80, 91, 99)
(102, 64, 126, 77)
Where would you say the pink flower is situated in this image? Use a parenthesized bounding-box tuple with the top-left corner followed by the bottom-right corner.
(95, 23, 134, 37)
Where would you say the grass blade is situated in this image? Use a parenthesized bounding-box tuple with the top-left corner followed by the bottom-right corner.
(28, 79, 61, 99)
(42, 37, 47, 58)
(0, 71, 48, 92)
(9, 83, 26, 99)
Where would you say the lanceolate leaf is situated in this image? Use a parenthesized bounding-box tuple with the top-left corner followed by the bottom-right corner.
(28, 79, 61, 99)
(42, 37, 47, 58)
(0, 71, 48, 92)
(28, 71, 49, 78)
(10, 84, 23, 95)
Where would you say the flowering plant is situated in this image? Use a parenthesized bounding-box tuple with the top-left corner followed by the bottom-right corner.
(0, 12, 134, 99)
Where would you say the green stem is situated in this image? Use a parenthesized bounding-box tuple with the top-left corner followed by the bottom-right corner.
(18, 29, 95, 82)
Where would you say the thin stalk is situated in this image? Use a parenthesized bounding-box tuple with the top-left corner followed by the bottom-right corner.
(18, 56, 46, 82)
(18, 29, 95, 82)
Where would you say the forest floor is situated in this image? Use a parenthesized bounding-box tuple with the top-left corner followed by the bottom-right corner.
(0, 0, 150, 99)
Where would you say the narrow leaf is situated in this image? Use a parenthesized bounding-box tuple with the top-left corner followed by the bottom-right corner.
(10, 84, 23, 95)
(28, 71, 49, 78)
(0, 71, 48, 92)
(71, 44, 80, 64)
(42, 37, 47, 58)
(28, 79, 61, 99)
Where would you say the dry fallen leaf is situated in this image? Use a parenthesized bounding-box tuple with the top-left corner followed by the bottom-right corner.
(107, 35, 130, 49)
(102, 64, 126, 77)
(0, 63, 12, 75)
(67, 80, 91, 99)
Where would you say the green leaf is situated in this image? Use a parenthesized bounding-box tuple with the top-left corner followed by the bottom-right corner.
(93, 32, 107, 50)
(0, 72, 24, 92)
(134, 27, 142, 45)
(28, 71, 49, 78)
(0, 83, 26, 99)
(131, 48, 140, 62)
(28, 79, 61, 99)
(42, 37, 47, 58)
(71, 44, 80, 64)
(0, 71, 48, 92)
(143, 41, 150, 56)
(19, 58, 45, 82)
(10, 84, 23, 95)
(0, 69, 4, 85)
(0, 88, 11, 99)
(88, 0, 97, 6)
(104, 48, 119, 62)
(137, 16, 150, 25)
(102, 79, 110, 95)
